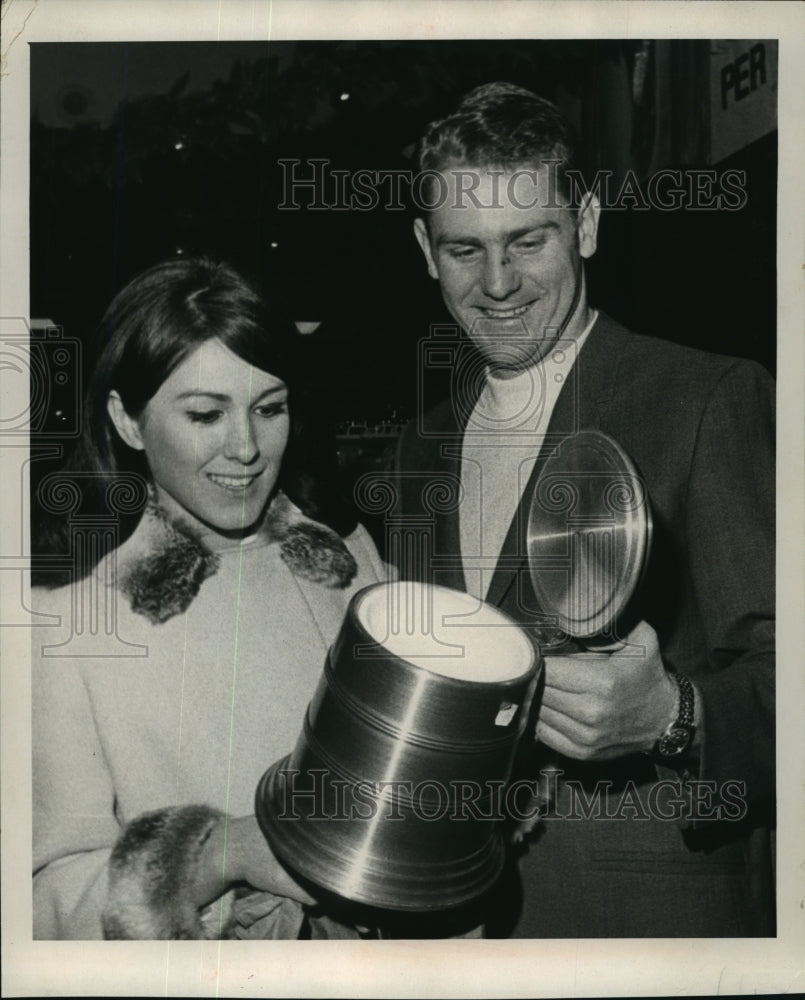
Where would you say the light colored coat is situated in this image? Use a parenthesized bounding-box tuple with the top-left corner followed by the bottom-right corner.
(32, 503, 387, 939)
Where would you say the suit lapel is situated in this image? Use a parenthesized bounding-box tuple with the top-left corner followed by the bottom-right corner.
(484, 315, 627, 610)
(414, 362, 479, 593)
(433, 434, 467, 592)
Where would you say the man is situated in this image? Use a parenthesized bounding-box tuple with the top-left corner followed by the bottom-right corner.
(395, 82, 775, 937)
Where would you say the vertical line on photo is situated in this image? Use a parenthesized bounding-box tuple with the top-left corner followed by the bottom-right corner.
(239, 365, 256, 531)
(264, 0, 275, 50)
(109, 43, 130, 301)
(172, 349, 208, 807)
(216, 362, 256, 943)
(217, 537, 248, 940)
(165, 565, 193, 994)
(171, 594, 192, 802)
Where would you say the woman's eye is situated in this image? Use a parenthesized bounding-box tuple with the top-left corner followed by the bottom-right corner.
(187, 410, 222, 424)
(255, 402, 288, 419)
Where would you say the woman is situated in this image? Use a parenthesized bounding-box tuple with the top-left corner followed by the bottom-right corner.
(31, 258, 388, 940)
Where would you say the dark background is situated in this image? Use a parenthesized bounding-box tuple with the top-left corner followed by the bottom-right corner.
(30, 40, 777, 544)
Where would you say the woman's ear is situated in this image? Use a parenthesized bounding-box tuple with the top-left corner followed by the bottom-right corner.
(107, 391, 145, 451)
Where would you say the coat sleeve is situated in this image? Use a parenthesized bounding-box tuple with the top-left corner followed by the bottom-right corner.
(32, 648, 265, 939)
(31, 620, 230, 940)
(32, 648, 121, 939)
(681, 359, 775, 819)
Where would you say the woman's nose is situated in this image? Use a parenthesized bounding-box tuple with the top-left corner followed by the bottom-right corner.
(223, 414, 260, 464)
(480, 252, 521, 299)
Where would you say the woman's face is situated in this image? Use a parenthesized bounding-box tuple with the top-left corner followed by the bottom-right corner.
(123, 338, 290, 538)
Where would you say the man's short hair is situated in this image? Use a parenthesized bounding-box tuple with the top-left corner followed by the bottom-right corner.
(416, 81, 582, 207)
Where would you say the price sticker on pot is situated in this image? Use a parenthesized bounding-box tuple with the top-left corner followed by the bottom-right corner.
(495, 701, 518, 727)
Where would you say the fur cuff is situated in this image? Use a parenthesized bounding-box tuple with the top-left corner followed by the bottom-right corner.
(102, 806, 236, 940)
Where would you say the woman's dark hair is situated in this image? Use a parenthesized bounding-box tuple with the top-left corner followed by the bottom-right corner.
(33, 257, 355, 583)
(89, 257, 298, 473)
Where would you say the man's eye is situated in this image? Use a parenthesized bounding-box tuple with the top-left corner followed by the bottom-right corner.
(447, 246, 480, 261)
(187, 410, 222, 424)
(513, 239, 545, 254)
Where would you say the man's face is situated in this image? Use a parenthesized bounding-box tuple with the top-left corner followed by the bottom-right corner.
(414, 165, 599, 373)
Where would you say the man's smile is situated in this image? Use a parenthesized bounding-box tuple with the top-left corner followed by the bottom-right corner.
(476, 301, 535, 319)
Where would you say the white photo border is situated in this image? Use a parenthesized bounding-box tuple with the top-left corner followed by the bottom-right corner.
(2, 1, 803, 996)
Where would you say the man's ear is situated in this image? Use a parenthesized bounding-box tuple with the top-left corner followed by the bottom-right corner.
(577, 191, 601, 260)
(413, 217, 440, 280)
(107, 391, 145, 451)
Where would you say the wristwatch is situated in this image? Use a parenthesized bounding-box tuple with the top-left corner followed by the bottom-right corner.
(651, 672, 696, 761)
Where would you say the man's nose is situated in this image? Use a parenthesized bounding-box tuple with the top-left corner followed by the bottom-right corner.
(480, 251, 521, 299)
(224, 414, 260, 464)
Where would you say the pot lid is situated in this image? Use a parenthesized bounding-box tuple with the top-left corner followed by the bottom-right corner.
(527, 430, 652, 640)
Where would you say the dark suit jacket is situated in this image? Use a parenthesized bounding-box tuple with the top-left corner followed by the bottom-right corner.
(394, 313, 775, 937)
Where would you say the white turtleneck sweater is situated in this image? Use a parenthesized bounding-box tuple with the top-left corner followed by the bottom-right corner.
(460, 313, 597, 601)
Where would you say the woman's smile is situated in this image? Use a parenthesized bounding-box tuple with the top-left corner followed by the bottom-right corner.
(206, 470, 265, 491)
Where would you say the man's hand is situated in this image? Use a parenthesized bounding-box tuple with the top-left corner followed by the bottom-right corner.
(536, 620, 678, 761)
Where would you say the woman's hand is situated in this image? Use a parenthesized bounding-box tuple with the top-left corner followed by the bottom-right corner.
(194, 814, 316, 908)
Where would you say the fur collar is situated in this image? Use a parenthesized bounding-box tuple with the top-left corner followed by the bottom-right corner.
(117, 491, 358, 625)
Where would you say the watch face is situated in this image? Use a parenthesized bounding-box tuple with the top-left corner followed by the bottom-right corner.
(657, 726, 693, 758)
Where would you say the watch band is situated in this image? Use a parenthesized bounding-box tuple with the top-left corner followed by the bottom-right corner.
(651, 672, 696, 761)
(672, 672, 695, 727)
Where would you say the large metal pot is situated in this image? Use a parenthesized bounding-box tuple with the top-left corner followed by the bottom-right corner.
(255, 580, 540, 911)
